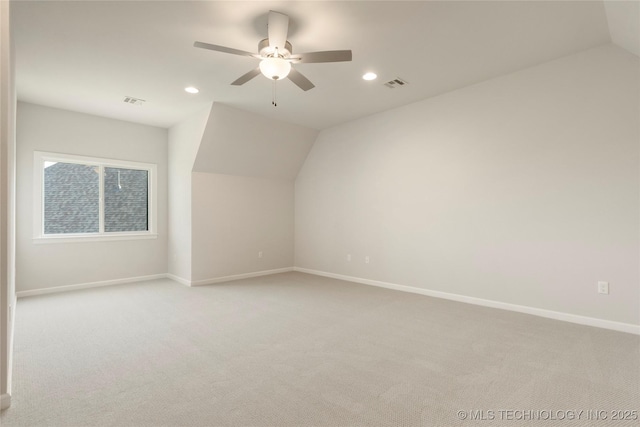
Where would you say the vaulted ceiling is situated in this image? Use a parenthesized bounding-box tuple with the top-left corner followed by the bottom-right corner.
(11, 1, 638, 130)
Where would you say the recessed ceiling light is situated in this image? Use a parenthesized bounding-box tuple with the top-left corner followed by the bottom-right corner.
(362, 72, 377, 81)
(185, 86, 199, 94)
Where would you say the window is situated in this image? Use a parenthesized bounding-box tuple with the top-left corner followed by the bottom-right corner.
(34, 152, 157, 242)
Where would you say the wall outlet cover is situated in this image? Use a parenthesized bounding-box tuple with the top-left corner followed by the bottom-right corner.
(597, 281, 609, 294)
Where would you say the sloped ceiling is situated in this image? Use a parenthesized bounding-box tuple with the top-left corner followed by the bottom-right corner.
(192, 103, 318, 180)
(12, 1, 617, 130)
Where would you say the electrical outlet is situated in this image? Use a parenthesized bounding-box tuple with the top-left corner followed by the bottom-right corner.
(347, 254, 351, 262)
(258, 251, 263, 258)
(365, 256, 370, 264)
(597, 281, 609, 295)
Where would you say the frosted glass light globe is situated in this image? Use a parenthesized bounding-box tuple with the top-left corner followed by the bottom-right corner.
(260, 57, 291, 80)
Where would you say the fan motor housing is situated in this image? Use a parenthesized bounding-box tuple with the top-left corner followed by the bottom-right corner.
(258, 38, 293, 58)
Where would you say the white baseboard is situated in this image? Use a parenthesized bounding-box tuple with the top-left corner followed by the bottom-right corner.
(6, 295, 16, 399)
(16, 274, 167, 298)
(1, 297, 17, 411)
(15, 268, 295, 297)
(1, 393, 11, 411)
(189, 267, 294, 287)
(294, 267, 640, 335)
(165, 273, 191, 286)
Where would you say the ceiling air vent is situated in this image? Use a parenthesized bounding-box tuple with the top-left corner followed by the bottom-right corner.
(123, 96, 146, 106)
(384, 78, 408, 89)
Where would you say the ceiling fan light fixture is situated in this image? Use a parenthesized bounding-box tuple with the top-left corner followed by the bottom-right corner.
(194, 10, 351, 95)
(259, 56, 291, 80)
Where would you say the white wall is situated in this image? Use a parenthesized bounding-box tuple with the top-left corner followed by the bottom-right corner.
(191, 173, 294, 282)
(167, 105, 211, 282)
(1, 0, 16, 408)
(295, 45, 640, 326)
(15, 102, 168, 292)
(187, 103, 316, 283)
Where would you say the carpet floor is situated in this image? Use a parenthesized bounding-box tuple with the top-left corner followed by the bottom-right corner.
(1, 272, 638, 426)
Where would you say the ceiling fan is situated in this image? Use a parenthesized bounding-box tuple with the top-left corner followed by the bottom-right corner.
(194, 10, 352, 104)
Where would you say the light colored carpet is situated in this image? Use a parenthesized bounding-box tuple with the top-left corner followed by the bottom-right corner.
(1, 272, 638, 426)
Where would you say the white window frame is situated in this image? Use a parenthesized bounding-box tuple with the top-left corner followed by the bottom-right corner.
(33, 151, 157, 243)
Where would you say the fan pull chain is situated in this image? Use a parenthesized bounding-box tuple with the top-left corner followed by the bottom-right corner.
(272, 79, 277, 107)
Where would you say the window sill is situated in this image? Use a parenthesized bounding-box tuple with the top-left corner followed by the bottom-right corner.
(33, 233, 158, 244)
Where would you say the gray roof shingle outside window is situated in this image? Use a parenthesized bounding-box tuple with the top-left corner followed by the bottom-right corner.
(44, 163, 99, 234)
(104, 167, 148, 232)
(44, 162, 148, 234)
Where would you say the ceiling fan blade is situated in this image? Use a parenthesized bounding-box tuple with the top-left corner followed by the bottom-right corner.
(231, 67, 262, 86)
(268, 11, 289, 51)
(194, 41, 259, 58)
(288, 67, 315, 91)
(290, 50, 353, 64)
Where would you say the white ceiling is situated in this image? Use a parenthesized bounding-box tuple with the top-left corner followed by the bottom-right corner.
(11, 1, 633, 130)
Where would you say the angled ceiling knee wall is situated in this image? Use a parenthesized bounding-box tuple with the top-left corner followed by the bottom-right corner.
(193, 103, 318, 180)
(167, 104, 212, 283)
(189, 103, 318, 283)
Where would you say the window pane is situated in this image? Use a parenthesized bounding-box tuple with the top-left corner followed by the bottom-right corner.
(104, 167, 148, 232)
(44, 162, 99, 234)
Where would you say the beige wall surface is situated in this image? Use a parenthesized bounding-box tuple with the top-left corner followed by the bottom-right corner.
(191, 172, 294, 281)
(295, 45, 640, 326)
(15, 102, 168, 292)
(188, 103, 315, 283)
(167, 105, 211, 282)
(1, 0, 16, 405)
